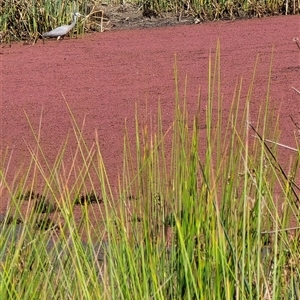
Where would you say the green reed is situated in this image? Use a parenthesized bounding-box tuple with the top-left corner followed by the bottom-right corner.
(0, 42, 299, 299)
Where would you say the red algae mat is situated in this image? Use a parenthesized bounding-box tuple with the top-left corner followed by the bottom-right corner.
(0, 15, 300, 213)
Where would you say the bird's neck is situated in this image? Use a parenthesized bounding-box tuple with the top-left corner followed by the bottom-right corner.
(72, 14, 77, 23)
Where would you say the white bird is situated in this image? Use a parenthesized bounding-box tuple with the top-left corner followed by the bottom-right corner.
(42, 12, 81, 40)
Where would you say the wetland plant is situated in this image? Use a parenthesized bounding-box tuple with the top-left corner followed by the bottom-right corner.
(0, 43, 299, 299)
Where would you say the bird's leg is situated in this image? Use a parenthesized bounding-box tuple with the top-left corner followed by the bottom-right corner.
(293, 37, 300, 50)
(57, 36, 61, 41)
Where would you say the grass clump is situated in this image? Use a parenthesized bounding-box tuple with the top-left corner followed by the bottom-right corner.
(145, 0, 300, 17)
(0, 42, 300, 298)
(0, 0, 89, 42)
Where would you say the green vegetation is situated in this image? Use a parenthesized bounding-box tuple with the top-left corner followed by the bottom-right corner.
(0, 0, 92, 42)
(145, 0, 299, 19)
(0, 0, 299, 42)
(1, 42, 300, 298)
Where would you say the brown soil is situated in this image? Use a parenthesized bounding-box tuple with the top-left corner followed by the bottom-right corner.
(0, 12, 300, 238)
(85, 3, 196, 32)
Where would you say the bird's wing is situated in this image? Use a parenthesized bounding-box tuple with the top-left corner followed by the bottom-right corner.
(42, 25, 69, 37)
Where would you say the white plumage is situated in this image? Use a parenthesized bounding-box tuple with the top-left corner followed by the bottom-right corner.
(43, 12, 81, 40)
